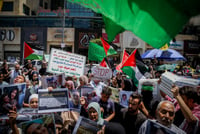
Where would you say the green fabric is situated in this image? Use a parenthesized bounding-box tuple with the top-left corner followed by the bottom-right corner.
(88, 41, 116, 62)
(142, 85, 153, 91)
(88, 42, 106, 62)
(103, 15, 124, 42)
(67, 0, 200, 48)
(87, 102, 104, 125)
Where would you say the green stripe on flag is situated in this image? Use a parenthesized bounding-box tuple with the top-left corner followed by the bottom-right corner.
(25, 54, 43, 60)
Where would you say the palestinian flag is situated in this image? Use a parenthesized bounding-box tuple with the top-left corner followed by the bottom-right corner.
(88, 39, 117, 62)
(24, 42, 43, 60)
(101, 37, 117, 56)
(121, 49, 147, 86)
(116, 49, 129, 72)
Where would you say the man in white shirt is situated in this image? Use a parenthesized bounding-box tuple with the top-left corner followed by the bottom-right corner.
(10, 64, 21, 84)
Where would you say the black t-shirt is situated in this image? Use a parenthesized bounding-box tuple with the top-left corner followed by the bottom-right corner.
(122, 111, 147, 134)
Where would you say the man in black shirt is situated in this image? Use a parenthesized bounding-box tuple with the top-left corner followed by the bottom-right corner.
(121, 93, 147, 134)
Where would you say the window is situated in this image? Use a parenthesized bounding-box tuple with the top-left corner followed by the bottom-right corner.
(66, 2, 94, 17)
(31, 11, 36, 16)
(23, 4, 30, 15)
(44, 2, 48, 9)
(2, 2, 14, 11)
(39, 0, 43, 7)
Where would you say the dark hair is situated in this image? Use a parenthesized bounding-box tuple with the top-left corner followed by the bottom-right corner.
(9, 87, 19, 101)
(31, 71, 39, 81)
(31, 71, 39, 76)
(179, 86, 198, 103)
(102, 86, 112, 96)
(105, 122, 126, 134)
(130, 93, 142, 104)
(122, 78, 134, 91)
(122, 94, 127, 97)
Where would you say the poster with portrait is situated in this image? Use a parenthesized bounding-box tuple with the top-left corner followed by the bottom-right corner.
(109, 86, 120, 103)
(80, 86, 95, 103)
(41, 73, 65, 89)
(38, 88, 69, 113)
(119, 90, 133, 108)
(0, 83, 26, 116)
(69, 90, 81, 112)
(72, 116, 103, 134)
(20, 114, 56, 134)
(144, 120, 176, 134)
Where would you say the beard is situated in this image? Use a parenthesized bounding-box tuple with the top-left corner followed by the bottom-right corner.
(128, 107, 137, 114)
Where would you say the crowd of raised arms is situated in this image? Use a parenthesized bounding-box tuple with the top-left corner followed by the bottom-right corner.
(0, 59, 200, 134)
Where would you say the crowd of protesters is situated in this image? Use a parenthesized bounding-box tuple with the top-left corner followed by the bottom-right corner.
(0, 58, 200, 134)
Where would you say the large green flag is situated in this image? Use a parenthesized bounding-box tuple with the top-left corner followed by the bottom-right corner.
(67, 0, 200, 48)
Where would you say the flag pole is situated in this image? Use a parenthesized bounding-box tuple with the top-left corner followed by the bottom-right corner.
(104, 57, 112, 69)
(22, 41, 25, 65)
(61, 0, 65, 51)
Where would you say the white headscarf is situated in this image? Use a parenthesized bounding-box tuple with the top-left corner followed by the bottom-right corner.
(28, 94, 38, 104)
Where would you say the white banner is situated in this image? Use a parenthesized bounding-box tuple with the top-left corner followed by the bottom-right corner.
(91, 65, 112, 80)
(47, 48, 86, 77)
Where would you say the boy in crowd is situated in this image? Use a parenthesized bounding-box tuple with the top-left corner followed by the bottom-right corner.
(92, 86, 115, 122)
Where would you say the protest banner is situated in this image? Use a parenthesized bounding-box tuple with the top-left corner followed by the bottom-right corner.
(80, 86, 95, 103)
(119, 90, 133, 108)
(38, 89, 69, 113)
(91, 65, 112, 80)
(144, 120, 176, 134)
(0, 83, 26, 116)
(20, 114, 56, 134)
(72, 116, 103, 134)
(41, 73, 65, 89)
(108, 86, 119, 103)
(47, 48, 86, 77)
